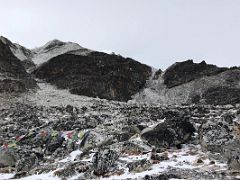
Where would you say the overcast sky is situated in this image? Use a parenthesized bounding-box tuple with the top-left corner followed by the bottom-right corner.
(1, 0, 240, 69)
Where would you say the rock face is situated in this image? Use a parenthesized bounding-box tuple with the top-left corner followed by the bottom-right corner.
(33, 52, 152, 101)
(163, 60, 227, 88)
(0, 39, 36, 93)
(134, 61, 240, 105)
(141, 117, 195, 148)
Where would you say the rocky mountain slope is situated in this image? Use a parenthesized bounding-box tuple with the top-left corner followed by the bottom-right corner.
(0, 36, 239, 180)
(0, 38, 36, 93)
(134, 60, 240, 105)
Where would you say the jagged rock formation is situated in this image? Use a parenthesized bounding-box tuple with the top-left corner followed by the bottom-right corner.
(163, 60, 228, 88)
(134, 61, 240, 105)
(0, 39, 36, 93)
(33, 52, 152, 101)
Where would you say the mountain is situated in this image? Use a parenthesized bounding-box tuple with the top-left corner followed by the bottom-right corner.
(0, 36, 240, 180)
(31, 39, 92, 66)
(33, 51, 152, 101)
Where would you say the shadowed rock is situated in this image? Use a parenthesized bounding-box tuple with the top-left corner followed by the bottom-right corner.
(33, 52, 152, 101)
(0, 39, 36, 93)
(141, 117, 195, 148)
(163, 60, 228, 88)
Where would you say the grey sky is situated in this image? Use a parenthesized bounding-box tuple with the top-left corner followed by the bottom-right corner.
(1, 0, 240, 69)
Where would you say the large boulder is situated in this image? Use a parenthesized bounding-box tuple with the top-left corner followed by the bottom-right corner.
(199, 113, 240, 170)
(141, 117, 195, 148)
(33, 52, 152, 101)
(163, 60, 227, 88)
(0, 151, 16, 168)
(0, 39, 36, 93)
(92, 148, 119, 175)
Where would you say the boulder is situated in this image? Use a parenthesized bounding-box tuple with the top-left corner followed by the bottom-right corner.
(127, 159, 151, 173)
(16, 153, 38, 172)
(0, 151, 16, 168)
(33, 52, 152, 101)
(199, 113, 240, 170)
(141, 117, 195, 148)
(92, 148, 119, 175)
(199, 113, 236, 153)
(163, 60, 227, 88)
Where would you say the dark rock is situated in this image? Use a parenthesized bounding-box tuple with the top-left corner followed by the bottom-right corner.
(54, 161, 90, 178)
(153, 69, 162, 80)
(199, 113, 236, 153)
(144, 174, 180, 180)
(150, 147, 169, 161)
(141, 117, 195, 148)
(163, 60, 227, 88)
(0, 151, 16, 168)
(201, 87, 240, 105)
(0, 39, 36, 93)
(16, 153, 38, 172)
(33, 52, 152, 101)
(92, 148, 119, 175)
(127, 159, 151, 172)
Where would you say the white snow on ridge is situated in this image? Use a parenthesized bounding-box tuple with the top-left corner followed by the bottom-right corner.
(31, 39, 92, 65)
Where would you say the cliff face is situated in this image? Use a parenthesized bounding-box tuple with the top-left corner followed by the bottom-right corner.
(33, 52, 152, 102)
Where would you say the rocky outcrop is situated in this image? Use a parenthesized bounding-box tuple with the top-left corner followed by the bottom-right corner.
(163, 60, 228, 88)
(92, 148, 119, 175)
(141, 117, 195, 148)
(134, 62, 240, 105)
(0, 36, 35, 72)
(0, 39, 36, 93)
(33, 52, 152, 101)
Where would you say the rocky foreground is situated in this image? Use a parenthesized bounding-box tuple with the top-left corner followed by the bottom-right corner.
(0, 36, 240, 179)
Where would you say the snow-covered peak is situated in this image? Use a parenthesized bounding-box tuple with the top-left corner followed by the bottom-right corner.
(31, 39, 91, 65)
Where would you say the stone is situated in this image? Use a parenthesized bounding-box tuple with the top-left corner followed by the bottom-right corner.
(0, 151, 16, 168)
(127, 159, 151, 173)
(16, 153, 38, 172)
(92, 148, 119, 175)
(141, 117, 195, 148)
(200, 87, 240, 105)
